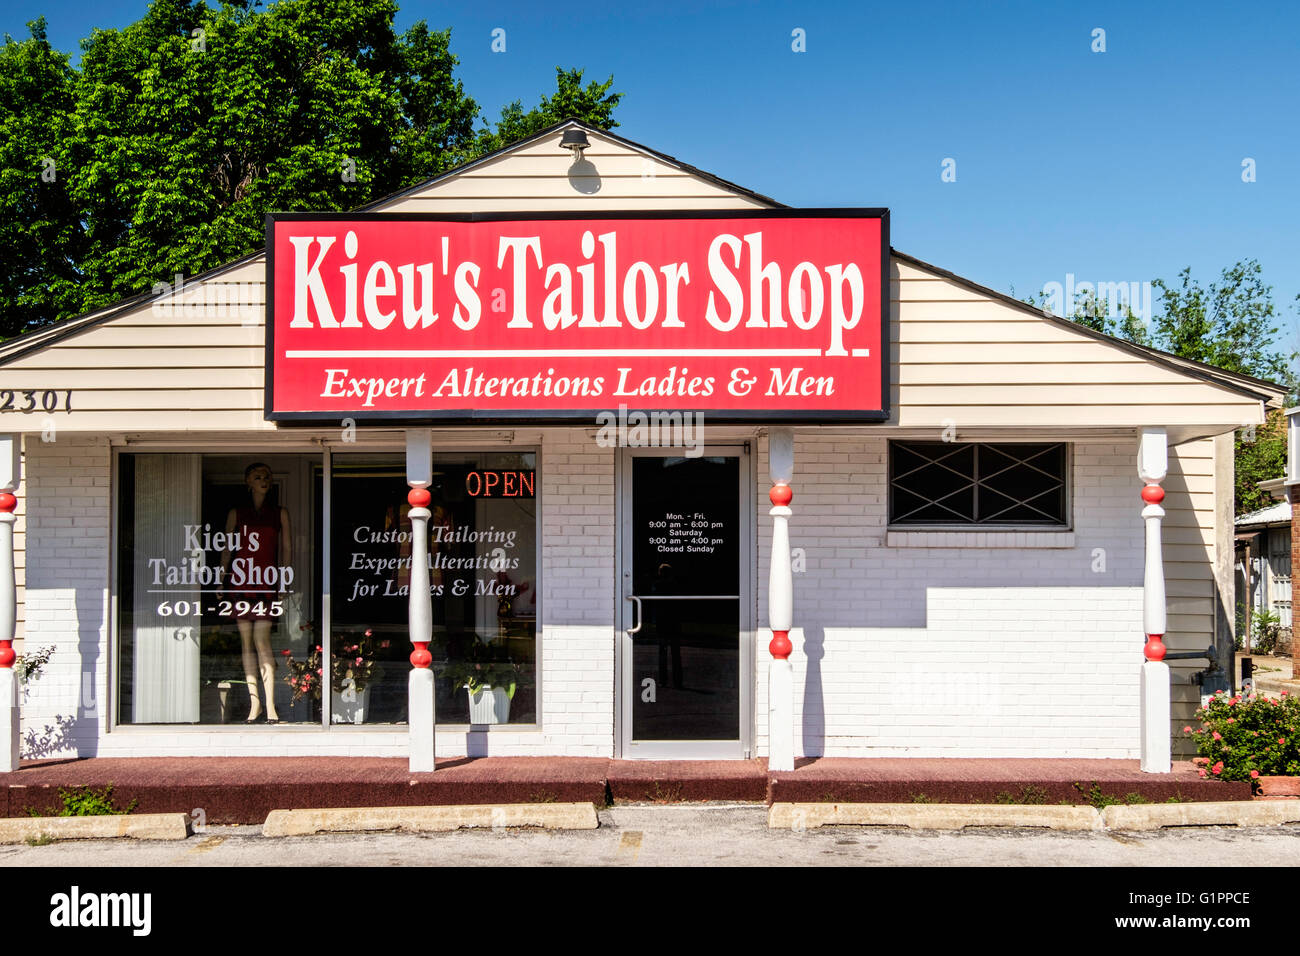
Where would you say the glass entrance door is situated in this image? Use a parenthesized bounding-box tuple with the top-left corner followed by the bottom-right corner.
(618, 447, 752, 758)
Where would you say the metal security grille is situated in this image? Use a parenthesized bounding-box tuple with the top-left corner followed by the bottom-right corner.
(889, 441, 1068, 526)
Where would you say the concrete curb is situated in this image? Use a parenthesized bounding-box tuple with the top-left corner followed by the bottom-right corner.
(0, 813, 191, 844)
(1103, 801, 1300, 830)
(768, 803, 1103, 830)
(262, 802, 600, 837)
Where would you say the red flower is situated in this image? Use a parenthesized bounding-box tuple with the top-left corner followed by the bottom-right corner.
(1212, 731, 1222, 740)
(281, 649, 291, 656)
(1183, 726, 1193, 733)
(1250, 770, 1260, 779)
(1212, 762, 1223, 775)
(315, 646, 322, 653)
(365, 629, 373, 637)
(1198, 769, 1208, 778)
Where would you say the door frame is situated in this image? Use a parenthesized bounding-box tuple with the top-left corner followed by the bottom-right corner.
(614, 443, 755, 759)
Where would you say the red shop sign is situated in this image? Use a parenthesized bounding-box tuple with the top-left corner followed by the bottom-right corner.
(265, 210, 889, 423)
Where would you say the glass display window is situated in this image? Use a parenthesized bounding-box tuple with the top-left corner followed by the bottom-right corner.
(115, 446, 538, 728)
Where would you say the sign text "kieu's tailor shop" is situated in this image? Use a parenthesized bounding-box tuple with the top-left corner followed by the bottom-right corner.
(266, 212, 887, 422)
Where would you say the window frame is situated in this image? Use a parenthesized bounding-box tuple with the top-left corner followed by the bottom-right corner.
(886, 440, 1073, 532)
(108, 440, 543, 733)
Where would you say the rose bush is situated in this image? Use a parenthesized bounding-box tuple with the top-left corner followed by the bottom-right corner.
(1184, 690, 1300, 781)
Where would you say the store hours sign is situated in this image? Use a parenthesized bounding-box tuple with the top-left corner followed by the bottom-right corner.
(265, 210, 888, 423)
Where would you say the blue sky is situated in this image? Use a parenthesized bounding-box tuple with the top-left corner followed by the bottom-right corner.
(7, 0, 1299, 359)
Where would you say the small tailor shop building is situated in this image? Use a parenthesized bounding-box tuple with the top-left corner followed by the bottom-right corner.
(0, 121, 1286, 772)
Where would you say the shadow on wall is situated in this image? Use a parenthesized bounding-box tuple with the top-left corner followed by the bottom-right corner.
(19, 583, 104, 760)
(800, 626, 826, 758)
(567, 158, 601, 195)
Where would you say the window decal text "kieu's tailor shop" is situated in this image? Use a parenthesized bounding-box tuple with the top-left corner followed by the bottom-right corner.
(267, 213, 886, 422)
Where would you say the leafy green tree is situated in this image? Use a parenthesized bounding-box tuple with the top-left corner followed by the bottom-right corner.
(472, 67, 621, 156)
(1235, 407, 1287, 515)
(0, 18, 84, 331)
(0, 0, 622, 338)
(1063, 287, 1152, 346)
(1150, 260, 1291, 384)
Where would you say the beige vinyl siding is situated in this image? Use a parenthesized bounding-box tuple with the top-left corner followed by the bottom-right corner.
(0, 132, 1269, 435)
(382, 137, 769, 211)
(12, 451, 22, 646)
(1, 255, 1271, 433)
(1165, 437, 1217, 755)
(890, 259, 1265, 429)
(0, 129, 770, 433)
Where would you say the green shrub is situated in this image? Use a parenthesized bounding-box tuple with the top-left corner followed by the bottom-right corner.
(1252, 610, 1281, 655)
(25, 784, 138, 817)
(1183, 690, 1300, 781)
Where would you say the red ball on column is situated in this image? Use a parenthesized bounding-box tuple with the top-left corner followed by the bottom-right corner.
(769, 484, 792, 507)
(0, 493, 16, 513)
(407, 487, 431, 509)
(1143, 634, 1167, 662)
(0, 640, 13, 668)
(769, 629, 792, 661)
(410, 641, 432, 669)
(1140, 484, 1164, 505)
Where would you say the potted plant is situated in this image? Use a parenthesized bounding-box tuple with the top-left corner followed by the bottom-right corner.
(283, 628, 389, 723)
(443, 636, 526, 725)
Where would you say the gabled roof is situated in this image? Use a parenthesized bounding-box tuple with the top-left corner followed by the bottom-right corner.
(892, 250, 1287, 407)
(363, 117, 786, 212)
(0, 118, 1288, 413)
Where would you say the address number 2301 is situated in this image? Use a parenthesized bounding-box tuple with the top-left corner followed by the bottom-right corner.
(0, 390, 73, 412)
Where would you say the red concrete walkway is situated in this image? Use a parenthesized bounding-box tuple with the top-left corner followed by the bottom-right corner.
(1, 756, 1247, 824)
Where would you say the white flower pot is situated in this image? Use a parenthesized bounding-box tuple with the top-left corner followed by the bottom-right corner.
(466, 685, 511, 724)
(331, 685, 370, 724)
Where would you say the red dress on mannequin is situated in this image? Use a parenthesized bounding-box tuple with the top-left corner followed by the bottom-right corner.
(231, 504, 280, 620)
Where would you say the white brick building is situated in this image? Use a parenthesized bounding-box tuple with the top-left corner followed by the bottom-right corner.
(0, 122, 1284, 765)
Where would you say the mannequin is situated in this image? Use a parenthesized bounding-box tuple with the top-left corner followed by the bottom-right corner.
(221, 462, 293, 723)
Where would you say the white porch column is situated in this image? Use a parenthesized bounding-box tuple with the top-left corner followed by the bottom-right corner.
(767, 428, 795, 772)
(406, 429, 436, 772)
(0, 435, 20, 772)
(1138, 427, 1171, 773)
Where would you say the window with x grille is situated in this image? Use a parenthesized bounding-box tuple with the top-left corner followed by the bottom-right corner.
(889, 442, 1069, 526)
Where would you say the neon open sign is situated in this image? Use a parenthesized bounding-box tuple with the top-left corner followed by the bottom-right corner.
(465, 469, 536, 498)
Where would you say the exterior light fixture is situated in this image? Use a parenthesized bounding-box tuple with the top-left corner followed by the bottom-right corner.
(560, 127, 590, 162)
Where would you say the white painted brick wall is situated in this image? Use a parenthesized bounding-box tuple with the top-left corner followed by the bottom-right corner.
(19, 430, 619, 758)
(754, 435, 1144, 757)
(19, 429, 1153, 759)
(20, 435, 111, 759)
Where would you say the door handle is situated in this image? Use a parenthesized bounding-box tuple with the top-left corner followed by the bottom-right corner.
(626, 594, 643, 635)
